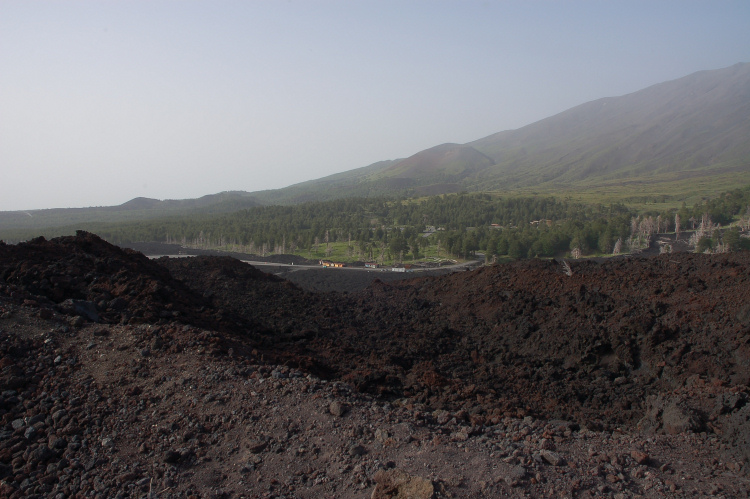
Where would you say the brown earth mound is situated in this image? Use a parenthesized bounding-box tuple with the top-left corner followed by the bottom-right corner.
(1, 232, 749, 497)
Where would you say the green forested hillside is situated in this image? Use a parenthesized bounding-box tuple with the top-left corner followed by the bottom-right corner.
(4, 186, 748, 263)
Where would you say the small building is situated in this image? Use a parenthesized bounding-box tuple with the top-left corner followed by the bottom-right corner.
(365, 262, 379, 268)
(320, 260, 346, 268)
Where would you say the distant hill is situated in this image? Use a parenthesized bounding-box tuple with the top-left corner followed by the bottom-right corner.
(0, 191, 260, 232)
(109, 191, 261, 213)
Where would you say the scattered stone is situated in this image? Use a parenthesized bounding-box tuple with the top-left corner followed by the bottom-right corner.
(539, 449, 565, 466)
(349, 444, 367, 457)
(630, 450, 649, 465)
(450, 430, 469, 442)
(662, 402, 702, 435)
(248, 440, 267, 454)
(69, 315, 86, 327)
(163, 450, 181, 463)
(59, 299, 100, 322)
(329, 401, 348, 417)
(502, 465, 527, 486)
(375, 428, 391, 443)
(30, 445, 56, 463)
(51, 437, 67, 449)
(371, 469, 434, 499)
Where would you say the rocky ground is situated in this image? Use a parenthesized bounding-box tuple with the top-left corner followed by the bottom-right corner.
(1, 232, 749, 498)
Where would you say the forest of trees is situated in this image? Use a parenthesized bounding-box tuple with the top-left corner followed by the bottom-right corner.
(3, 186, 749, 263)
(84, 194, 637, 261)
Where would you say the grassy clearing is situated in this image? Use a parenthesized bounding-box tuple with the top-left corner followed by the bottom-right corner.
(485, 170, 748, 213)
(257, 236, 466, 267)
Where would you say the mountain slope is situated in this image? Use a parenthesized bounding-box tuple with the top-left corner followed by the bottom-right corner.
(375, 143, 495, 179)
(2, 63, 748, 227)
(247, 63, 750, 204)
(466, 62, 750, 192)
(247, 159, 402, 205)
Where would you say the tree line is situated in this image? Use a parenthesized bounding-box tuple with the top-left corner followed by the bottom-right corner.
(86, 194, 637, 261)
(2, 186, 749, 262)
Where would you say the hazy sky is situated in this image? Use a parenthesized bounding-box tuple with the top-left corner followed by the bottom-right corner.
(2, 1, 749, 211)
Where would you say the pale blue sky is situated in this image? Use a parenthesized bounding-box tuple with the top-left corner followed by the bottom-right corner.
(1, 1, 749, 210)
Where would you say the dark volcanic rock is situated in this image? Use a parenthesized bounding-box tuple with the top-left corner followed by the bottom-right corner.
(163, 251, 750, 433)
(0, 232, 260, 333)
(159, 248, 750, 468)
(1, 232, 750, 497)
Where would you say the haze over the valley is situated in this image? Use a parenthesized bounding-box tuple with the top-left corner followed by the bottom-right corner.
(1, 1, 749, 211)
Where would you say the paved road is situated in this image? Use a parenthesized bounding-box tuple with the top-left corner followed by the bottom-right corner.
(149, 254, 485, 273)
(239, 255, 484, 273)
